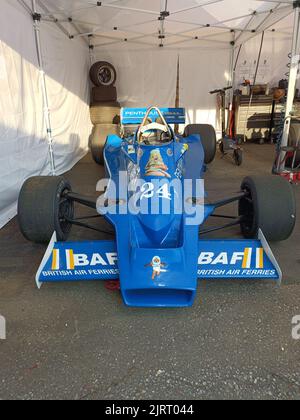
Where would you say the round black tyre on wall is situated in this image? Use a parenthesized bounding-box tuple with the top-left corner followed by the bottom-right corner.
(239, 175, 296, 242)
(90, 62, 117, 87)
(18, 176, 74, 243)
(184, 124, 217, 164)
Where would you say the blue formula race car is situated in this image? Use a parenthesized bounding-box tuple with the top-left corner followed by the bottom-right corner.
(18, 107, 296, 308)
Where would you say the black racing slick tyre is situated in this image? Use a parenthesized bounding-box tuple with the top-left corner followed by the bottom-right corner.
(184, 124, 217, 164)
(239, 175, 296, 242)
(18, 176, 74, 244)
(90, 61, 117, 87)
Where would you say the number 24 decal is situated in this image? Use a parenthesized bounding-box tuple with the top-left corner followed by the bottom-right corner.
(140, 183, 172, 201)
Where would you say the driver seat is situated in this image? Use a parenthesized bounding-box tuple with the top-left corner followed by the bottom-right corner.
(139, 117, 172, 145)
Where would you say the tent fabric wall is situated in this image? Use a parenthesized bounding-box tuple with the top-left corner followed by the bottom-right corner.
(179, 48, 231, 133)
(96, 47, 228, 134)
(94, 49, 178, 108)
(40, 21, 91, 174)
(178, 33, 296, 132)
(0, 0, 91, 228)
(235, 32, 296, 88)
(96, 39, 290, 136)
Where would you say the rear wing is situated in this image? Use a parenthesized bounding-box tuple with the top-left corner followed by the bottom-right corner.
(121, 108, 186, 125)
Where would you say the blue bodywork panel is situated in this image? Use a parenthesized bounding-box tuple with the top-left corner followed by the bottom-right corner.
(100, 130, 204, 307)
(36, 108, 282, 308)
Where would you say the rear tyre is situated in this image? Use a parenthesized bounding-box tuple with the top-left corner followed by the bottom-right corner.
(91, 124, 120, 165)
(184, 124, 217, 164)
(239, 175, 296, 241)
(18, 176, 74, 244)
(90, 62, 117, 87)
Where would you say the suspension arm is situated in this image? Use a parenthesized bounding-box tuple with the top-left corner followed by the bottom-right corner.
(65, 192, 97, 210)
(209, 192, 247, 209)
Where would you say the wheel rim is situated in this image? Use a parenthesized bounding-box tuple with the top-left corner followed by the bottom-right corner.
(98, 66, 113, 85)
(59, 190, 74, 234)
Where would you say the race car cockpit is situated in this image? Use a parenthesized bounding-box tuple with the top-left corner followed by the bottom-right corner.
(137, 107, 173, 146)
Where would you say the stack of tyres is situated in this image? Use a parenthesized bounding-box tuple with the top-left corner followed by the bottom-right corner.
(89, 62, 120, 165)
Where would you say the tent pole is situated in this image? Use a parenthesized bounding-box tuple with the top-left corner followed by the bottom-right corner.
(17, 0, 32, 14)
(277, 2, 300, 172)
(241, 31, 265, 143)
(225, 32, 236, 136)
(88, 35, 95, 65)
(31, 0, 56, 176)
(37, 0, 70, 39)
(228, 32, 236, 93)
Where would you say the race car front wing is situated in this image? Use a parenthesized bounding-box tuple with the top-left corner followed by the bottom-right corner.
(36, 230, 281, 307)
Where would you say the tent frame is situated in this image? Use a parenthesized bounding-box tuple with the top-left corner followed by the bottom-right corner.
(29, 1, 293, 47)
(32, 0, 56, 175)
(23, 1, 296, 49)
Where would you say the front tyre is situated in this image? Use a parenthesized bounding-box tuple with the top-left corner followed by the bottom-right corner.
(18, 176, 74, 243)
(239, 175, 296, 241)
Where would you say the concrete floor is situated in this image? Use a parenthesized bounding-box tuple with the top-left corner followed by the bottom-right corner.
(0, 143, 299, 400)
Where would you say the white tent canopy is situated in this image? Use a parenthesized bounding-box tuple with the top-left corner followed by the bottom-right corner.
(0, 0, 298, 227)
(34, 0, 295, 49)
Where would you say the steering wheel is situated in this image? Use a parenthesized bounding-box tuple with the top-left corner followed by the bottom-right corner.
(138, 107, 172, 143)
